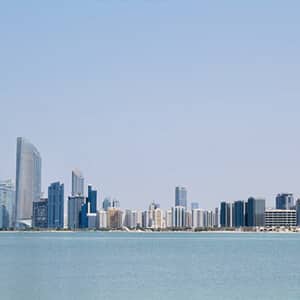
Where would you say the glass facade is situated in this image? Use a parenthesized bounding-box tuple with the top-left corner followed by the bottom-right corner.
(175, 186, 187, 208)
(48, 182, 64, 229)
(72, 169, 84, 196)
(0, 180, 15, 228)
(15, 137, 41, 225)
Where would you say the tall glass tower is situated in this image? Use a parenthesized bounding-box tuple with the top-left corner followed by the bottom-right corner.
(15, 137, 42, 227)
(48, 182, 64, 229)
(72, 169, 84, 196)
(175, 186, 187, 208)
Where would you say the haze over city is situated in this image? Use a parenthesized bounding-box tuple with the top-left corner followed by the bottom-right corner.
(1, 1, 300, 209)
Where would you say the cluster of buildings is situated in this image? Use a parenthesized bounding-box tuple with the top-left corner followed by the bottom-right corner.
(1, 137, 300, 231)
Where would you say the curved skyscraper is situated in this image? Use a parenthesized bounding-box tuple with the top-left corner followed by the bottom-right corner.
(15, 137, 42, 227)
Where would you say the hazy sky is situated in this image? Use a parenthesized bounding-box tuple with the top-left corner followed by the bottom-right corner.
(1, 1, 300, 210)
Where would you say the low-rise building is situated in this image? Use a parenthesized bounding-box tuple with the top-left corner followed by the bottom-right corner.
(265, 209, 296, 227)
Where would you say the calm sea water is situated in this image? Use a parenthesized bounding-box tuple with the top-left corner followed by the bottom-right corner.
(0, 232, 299, 300)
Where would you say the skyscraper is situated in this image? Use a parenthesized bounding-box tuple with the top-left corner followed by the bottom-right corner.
(0, 180, 15, 229)
(72, 169, 84, 196)
(175, 186, 187, 208)
(172, 206, 186, 228)
(220, 202, 232, 227)
(15, 137, 41, 227)
(102, 197, 112, 211)
(87, 185, 97, 213)
(48, 182, 64, 229)
(247, 197, 266, 227)
(296, 199, 300, 227)
(275, 193, 294, 210)
(233, 200, 245, 227)
(68, 195, 85, 229)
(32, 198, 48, 228)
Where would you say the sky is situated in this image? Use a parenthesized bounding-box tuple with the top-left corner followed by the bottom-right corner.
(1, 0, 300, 210)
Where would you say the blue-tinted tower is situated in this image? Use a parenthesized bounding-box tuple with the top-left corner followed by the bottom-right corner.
(48, 182, 64, 229)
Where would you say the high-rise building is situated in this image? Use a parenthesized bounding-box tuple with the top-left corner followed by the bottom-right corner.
(112, 198, 120, 209)
(247, 197, 266, 227)
(296, 199, 300, 226)
(214, 207, 219, 227)
(68, 195, 85, 229)
(15, 137, 42, 227)
(175, 186, 187, 208)
(265, 209, 296, 227)
(97, 210, 108, 229)
(48, 182, 64, 229)
(72, 169, 84, 196)
(103, 197, 112, 211)
(107, 208, 123, 229)
(172, 206, 186, 228)
(220, 202, 232, 227)
(191, 202, 199, 210)
(276, 193, 294, 210)
(32, 198, 48, 228)
(87, 185, 97, 213)
(0, 180, 15, 229)
(233, 200, 245, 227)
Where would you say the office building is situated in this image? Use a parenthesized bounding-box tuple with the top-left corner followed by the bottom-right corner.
(103, 197, 112, 211)
(233, 200, 245, 227)
(72, 169, 84, 196)
(172, 206, 186, 228)
(15, 137, 42, 227)
(247, 197, 266, 227)
(296, 199, 300, 226)
(175, 186, 187, 208)
(276, 193, 294, 210)
(191, 202, 199, 210)
(68, 195, 85, 229)
(107, 208, 123, 229)
(220, 202, 232, 227)
(32, 198, 48, 228)
(97, 210, 108, 229)
(265, 209, 296, 227)
(0, 180, 15, 228)
(87, 185, 97, 213)
(48, 182, 64, 229)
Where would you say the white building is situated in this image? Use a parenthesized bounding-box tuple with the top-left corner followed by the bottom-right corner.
(265, 209, 296, 227)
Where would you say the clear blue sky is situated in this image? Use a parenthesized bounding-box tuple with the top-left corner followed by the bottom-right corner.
(1, 1, 300, 209)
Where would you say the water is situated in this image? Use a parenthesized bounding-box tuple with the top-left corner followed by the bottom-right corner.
(0, 232, 299, 300)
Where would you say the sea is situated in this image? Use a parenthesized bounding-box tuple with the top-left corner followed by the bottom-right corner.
(0, 232, 299, 300)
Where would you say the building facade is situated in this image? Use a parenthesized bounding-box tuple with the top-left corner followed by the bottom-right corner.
(72, 169, 84, 196)
(276, 193, 294, 210)
(265, 209, 296, 227)
(32, 198, 48, 228)
(0, 180, 15, 228)
(15, 137, 42, 227)
(247, 197, 265, 227)
(68, 195, 85, 229)
(175, 186, 187, 208)
(48, 182, 64, 229)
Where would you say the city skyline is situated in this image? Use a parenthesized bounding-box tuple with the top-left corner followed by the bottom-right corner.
(1, 2, 300, 209)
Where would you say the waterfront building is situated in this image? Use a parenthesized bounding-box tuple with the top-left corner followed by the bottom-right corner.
(97, 210, 108, 229)
(87, 213, 97, 229)
(87, 185, 97, 213)
(233, 200, 245, 227)
(79, 202, 88, 228)
(192, 209, 204, 228)
(175, 186, 187, 208)
(72, 169, 84, 196)
(247, 197, 266, 227)
(15, 137, 42, 227)
(214, 207, 219, 227)
(124, 209, 137, 228)
(0, 180, 15, 228)
(142, 210, 149, 228)
(276, 193, 294, 210)
(68, 195, 85, 229)
(172, 206, 186, 228)
(265, 209, 296, 227)
(32, 198, 48, 228)
(112, 198, 120, 209)
(153, 208, 163, 229)
(103, 197, 112, 211)
(220, 202, 232, 227)
(297, 199, 300, 226)
(166, 209, 172, 228)
(191, 202, 199, 210)
(107, 208, 123, 229)
(48, 182, 64, 229)
(185, 211, 192, 228)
